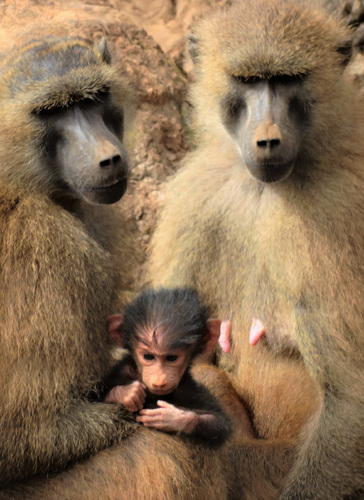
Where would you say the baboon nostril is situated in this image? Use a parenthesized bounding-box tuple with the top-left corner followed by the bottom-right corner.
(112, 155, 122, 166)
(100, 158, 111, 168)
(270, 139, 280, 147)
(99, 155, 122, 168)
(257, 138, 280, 149)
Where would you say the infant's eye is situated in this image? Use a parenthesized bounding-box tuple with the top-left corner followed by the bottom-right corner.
(166, 355, 178, 362)
(143, 353, 154, 361)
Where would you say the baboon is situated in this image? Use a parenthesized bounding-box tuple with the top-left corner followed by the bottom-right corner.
(150, 1, 364, 498)
(0, 35, 138, 485)
(104, 287, 233, 445)
(0, 35, 253, 500)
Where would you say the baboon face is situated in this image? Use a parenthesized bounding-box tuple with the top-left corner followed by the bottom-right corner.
(226, 73, 310, 183)
(41, 94, 129, 204)
(3, 37, 130, 204)
(190, 0, 352, 185)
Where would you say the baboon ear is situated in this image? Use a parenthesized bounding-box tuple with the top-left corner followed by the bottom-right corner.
(188, 32, 200, 64)
(336, 38, 353, 67)
(202, 318, 222, 353)
(96, 37, 112, 65)
(107, 314, 125, 348)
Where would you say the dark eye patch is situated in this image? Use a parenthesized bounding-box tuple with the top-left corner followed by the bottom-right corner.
(234, 72, 307, 85)
(103, 106, 124, 136)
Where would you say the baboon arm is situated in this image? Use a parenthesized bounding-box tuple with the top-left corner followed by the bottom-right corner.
(280, 388, 364, 499)
(281, 310, 364, 499)
(0, 199, 136, 483)
(191, 363, 255, 439)
(0, 398, 135, 484)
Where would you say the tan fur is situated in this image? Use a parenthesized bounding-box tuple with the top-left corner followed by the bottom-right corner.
(151, 1, 364, 498)
(0, 430, 232, 499)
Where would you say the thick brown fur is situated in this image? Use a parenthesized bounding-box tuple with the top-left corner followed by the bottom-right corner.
(150, 1, 364, 498)
(0, 36, 249, 500)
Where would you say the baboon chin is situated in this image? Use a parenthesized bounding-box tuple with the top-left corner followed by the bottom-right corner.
(151, 0, 364, 498)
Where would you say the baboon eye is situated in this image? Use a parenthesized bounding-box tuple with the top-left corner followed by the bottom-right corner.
(143, 353, 155, 361)
(234, 73, 307, 85)
(35, 105, 68, 117)
(235, 75, 263, 85)
(269, 73, 307, 84)
(103, 107, 124, 136)
(166, 355, 178, 362)
(93, 88, 110, 101)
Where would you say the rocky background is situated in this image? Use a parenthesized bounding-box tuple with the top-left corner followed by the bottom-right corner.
(0, 0, 363, 288)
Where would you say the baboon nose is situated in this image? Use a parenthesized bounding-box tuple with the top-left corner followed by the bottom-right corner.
(257, 138, 281, 148)
(255, 122, 282, 150)
(99, 155, 122, 168)
(153, 382, 167, 388)
(152, 375, 167, 388)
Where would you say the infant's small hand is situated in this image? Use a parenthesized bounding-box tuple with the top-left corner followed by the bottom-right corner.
(137, 400, 197, 433)
(105, 380, 146, 412)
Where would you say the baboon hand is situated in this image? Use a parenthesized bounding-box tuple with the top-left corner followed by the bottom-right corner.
(105, 381, 146, 412)
(136, 400, 198, 433)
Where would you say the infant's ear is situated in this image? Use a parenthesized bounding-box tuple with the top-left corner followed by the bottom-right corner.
(202, 318, 222, 353)
(107, 314, 125, 348)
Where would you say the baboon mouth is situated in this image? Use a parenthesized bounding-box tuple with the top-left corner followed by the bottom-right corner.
(149, 388, 175, 396)
(246, 161, 294, 183)
(90, 178, 126, 190)
(83, 178, 128, 204)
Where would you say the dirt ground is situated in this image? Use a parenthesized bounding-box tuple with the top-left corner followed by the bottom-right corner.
(1, 0, 364, 288)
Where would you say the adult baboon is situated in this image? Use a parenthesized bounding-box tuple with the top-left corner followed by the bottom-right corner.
(151, 1, 364, 498)
(0, 35, 138, 485)
(0, 35, 252, 500)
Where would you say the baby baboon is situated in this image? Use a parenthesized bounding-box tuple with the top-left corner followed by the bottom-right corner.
(151, 1, 364, 498)
(104, 287, 232, 445)
(0, 35, 138, 485)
